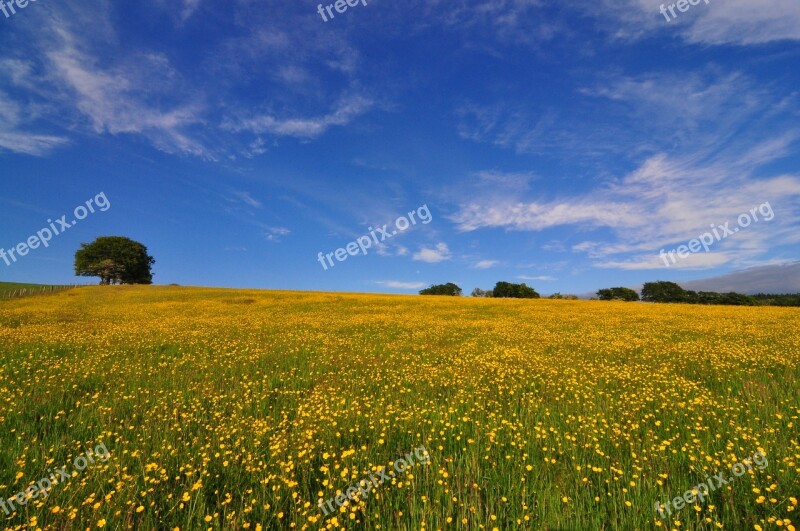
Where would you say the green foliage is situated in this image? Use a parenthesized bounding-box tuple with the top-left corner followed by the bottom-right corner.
(471, 288, 491, 298)
(640, 281, 688, 303)
(641, 282, 769, 306)
(75, 236, 155, 285)
(718, 292, 757, 306)
(751, 293, 800, 306)
(596, 287, 640, 302)
(420, 283, 462, 296)
(0, 283, 78, 300)
(492, 281, 540, 299)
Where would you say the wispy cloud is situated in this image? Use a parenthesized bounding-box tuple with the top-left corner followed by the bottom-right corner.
(518, 275, 555, 281)
(376, 243, 409, 257)
(231, 191, 263, 209)
(474, 259, 499, 269)
(225, 95, 373, 138)
(592, 0, 800, 45)
(451, 73, 800, 272)
(376, 280, 427, 290)
(265, 227, 290, 242)
(413, 243, 452, 263)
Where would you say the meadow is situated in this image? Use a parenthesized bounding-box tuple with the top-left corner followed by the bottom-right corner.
(0, 286, 797, 530)
(0, 283, 78, 300)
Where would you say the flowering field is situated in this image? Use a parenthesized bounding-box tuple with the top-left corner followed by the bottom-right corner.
(0, 286, 798, 530)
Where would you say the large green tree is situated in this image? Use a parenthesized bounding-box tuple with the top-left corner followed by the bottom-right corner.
(640, 281, 688, 303)
(75, 236, 155, 285)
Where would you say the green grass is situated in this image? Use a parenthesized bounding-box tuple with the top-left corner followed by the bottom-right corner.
(0, 282, 80, 300)
(0, 286, 797, 530)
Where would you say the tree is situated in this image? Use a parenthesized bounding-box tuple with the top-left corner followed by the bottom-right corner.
(471, 288, 491, 297)
(640, 281, 687, 303)
(718, 292, 757, 306)
(420, 283, 462, 296)
(85, 259, 126, 285)
(75, 237, 155, 285)
(597, 287, 640, 301)
(492, 281, 540, 299)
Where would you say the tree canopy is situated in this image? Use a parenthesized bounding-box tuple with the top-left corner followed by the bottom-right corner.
(597, 287, 640, 301)
(640, 281, 688, 303)
(492, 281, 540, 299)
(75, 236, 155, 285)
(420, 283, 462, 296)
(641, 282, 758, 306)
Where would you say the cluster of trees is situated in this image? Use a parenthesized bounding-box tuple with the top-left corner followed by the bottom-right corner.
(597, 287, 639, 301)
(491, 281, 540, 298)
(419, 283, 462, 296)
(750, 293, 800, 306)
(469, 282, 540, 298)
(421, 281, 541, 298)
(596, 281, 800, 307)
(74, 236, 155, 285)
(641, 281, 761, 306)
(547, 293, 579, 300)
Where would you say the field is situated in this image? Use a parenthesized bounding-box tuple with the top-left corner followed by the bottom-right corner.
(0, 286, 798, 530)
(0, 283, 79, 300)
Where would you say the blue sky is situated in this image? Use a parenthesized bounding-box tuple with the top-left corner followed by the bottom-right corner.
(1, 0, 799, 295)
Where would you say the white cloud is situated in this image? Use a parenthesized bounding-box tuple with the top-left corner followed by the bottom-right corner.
(518, 275, 555, 281)
(376, 280, 427, 290)
(0, 85, 69, 156)
(474, 260, 499, 269)
(376, 243, 409, 257)
(44, 37, 210, 157)
(232, 191, 262, 208)
(265, 227, 290, 242)
(0, 131, 69, 156)
(452, 144, 800, 270)
(451, 70, 800, 271)
(592, 0, 800, 45)
(227, 95, 373, 138)
(413, 243, 452, 263)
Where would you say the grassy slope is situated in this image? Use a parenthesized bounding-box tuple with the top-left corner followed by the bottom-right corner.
(0, 282, 78, 299)
(0, 286, 797, 530)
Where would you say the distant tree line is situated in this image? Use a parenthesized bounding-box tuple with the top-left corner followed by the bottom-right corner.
(596, 281, 800, 307)
(421, 279, 799, 306)
(421, 281, 543, 298)
(547, 293, 579, 300)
